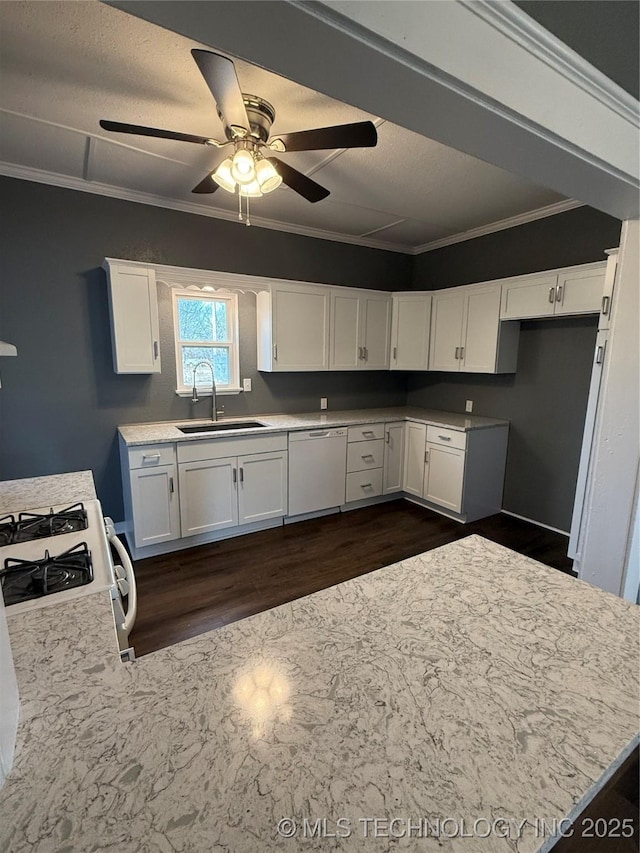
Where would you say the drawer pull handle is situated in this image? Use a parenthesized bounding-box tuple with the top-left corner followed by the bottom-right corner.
(392, 346, 397, 360)
(362, 453, 375, 461)
(437, 435, 452, 441)
(385, 431, 390, 444)
(232, 468, 237, 484)
(459, 346, 464, 360)
(454, 346, 460, 359)
(595, 344, 605, 364)
(239, 468, 244, 483)
(273, 344, 278, 361)
(142, 453, 161, 461)
(601, 295, 610, 315)
(363, 346, 368, 360)
(358, 346, 364, 360)
(169, 476, 174, 494)
(556, 284, 563, 303)
(424, 450, 429, 464)
(361, 482, 372, 489)
(153, 340, 159, 359)
(549, 287, 555, 304)
(309, 430, 329, 437)
(362, 430, 376, 438)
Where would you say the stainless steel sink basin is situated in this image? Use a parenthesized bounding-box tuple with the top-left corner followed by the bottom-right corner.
(178, 421, 268, 434)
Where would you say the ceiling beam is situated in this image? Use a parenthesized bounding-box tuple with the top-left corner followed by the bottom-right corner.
(106, 0, 639, 220)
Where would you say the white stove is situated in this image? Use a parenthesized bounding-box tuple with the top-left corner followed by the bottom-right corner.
(0, 499, 136, 657)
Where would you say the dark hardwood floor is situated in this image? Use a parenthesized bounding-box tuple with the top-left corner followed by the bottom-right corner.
(129, 499, 573, 657)
(128, 500, 638, 847)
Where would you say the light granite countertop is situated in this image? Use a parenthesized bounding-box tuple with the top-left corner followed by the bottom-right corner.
(119, 406, 509, 447)
(0, 535, 637, 853)
(0, 470, 97, 515)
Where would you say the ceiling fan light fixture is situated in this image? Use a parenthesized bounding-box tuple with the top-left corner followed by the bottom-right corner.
(255, 159, 282, 194)
(239, 179, 263, 198)
(230, 148, 256, 185)
(212, 158, 236, 193)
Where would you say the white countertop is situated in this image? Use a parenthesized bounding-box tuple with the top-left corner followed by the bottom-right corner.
(119, 407, 509, 447)
(0, 470, 97, 515)
(1, 535, 637, 852)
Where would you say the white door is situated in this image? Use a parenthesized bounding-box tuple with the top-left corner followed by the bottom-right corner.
(272, 284, 329, 370)
(403, 422, 426, 497)
(383, 422, 406, 493)
(130, 464, 179, 547)
(429, 291, 465, 371)
(179, 456, 238, 536)
(391, 293, 431, 370)
(500, 274, 557, 320)
(361, 294, 391, 369)
(424, 443, 465, 513)
(108, 265, 160, 373)
(238, 451, 288, 524)
(330, 291, 361, 370)
(460, 285, 501, 372)
(556, 266, 606, 316)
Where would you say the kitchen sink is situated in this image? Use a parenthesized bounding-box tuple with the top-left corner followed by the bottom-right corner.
(178, 421, 268, 434)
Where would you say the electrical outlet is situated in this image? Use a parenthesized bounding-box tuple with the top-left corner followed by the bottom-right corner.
(320, 397, 328, 410)
(243, 378, 252, 392)
(465, 400, 473, 413)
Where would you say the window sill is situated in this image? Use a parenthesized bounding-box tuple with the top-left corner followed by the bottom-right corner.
(176, 387, 243, 397)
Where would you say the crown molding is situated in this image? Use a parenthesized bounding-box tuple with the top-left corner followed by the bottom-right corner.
(462, 0, 639, 128)
(413, 199, 585, 254)
(0, 162, 409, 255)
(0, 162, 589, 257)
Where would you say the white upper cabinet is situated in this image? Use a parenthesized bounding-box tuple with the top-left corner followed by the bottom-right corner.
(104, 259, 160, 374)
(390, 292, 432, 371)
(257, 281, 330, 371)
(430, 283, 519, 373)
(329, 289, 391, 370)
(500, 262, 606, 320)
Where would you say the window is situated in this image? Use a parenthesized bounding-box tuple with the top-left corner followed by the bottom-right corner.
(172, 290, 240, 393)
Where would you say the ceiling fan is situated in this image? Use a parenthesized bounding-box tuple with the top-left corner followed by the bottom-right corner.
(100, 49, 378, 209)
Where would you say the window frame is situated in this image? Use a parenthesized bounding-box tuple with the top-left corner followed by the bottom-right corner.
(172, 289, 241, 395)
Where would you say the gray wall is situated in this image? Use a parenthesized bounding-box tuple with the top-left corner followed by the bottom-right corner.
(408, 207, 621, 531)
(0, 177, 410, 520)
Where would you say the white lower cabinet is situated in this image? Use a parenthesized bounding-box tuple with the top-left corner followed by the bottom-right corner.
(383, 421, 406, 493)
(424, 443, 465, 513)
(179, 448, 288, 537)
(403, 423, 508, 521)
(128, 453, 180, 549)
(344, 423, 385, 502)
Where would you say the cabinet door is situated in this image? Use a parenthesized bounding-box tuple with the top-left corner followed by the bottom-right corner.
(403, 422, 426, 497)
(238, 451, 288, 525)
(429, 291, 465, 371)
(179, 457, 238, 536)
(390, 293, 431, 370)
(130, 464, 179, 548)
(460, 285, 501, 373)
(361, 294, 391, 369)
(272, 284, 329, 370)
(500, 274, 557, 320)
(424, 443, 465, 513)
(383, 422, 406, 493)
(556, 266, 606, 316)
(330, 291, 361, 370)
(107, 264, 160, 374)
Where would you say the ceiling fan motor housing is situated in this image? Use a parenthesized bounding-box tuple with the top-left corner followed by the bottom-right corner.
(221, 94, 276, 143)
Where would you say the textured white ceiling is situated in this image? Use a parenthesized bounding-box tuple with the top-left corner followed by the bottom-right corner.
(0, 1, 568, 252)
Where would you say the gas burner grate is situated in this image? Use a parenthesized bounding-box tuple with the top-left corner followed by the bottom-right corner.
(1, 541, 93, 605)
(13, 503, 88, 543)
(0, 514, 16, 547)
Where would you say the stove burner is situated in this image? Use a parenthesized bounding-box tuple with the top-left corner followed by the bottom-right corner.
(0, 503, 88, 544)
(1, 541, 93, 605)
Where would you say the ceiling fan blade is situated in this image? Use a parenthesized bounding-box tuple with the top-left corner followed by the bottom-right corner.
(99, 120, 213, 146)
(267, 158, 330, 203)
(191, 49, 249, 135)
(191, 174, 220, 194)
(273, 121, 377, 152)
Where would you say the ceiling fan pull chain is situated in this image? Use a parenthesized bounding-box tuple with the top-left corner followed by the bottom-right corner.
(237, 186, 243, 222)
(246, 194, 251, 227)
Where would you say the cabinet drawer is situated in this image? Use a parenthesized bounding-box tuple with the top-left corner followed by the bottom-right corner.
(345, 468, 383, 502)
(347, 439, 384, 472)
(426, 426, 466, 450)
(129, 443, 175, 469)
(347, 423, 384, 442)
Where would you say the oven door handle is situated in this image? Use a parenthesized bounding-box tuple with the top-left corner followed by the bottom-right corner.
(107, 528, 137, 635)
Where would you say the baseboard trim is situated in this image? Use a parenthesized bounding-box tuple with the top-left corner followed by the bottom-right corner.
(501, 510, 570, 537)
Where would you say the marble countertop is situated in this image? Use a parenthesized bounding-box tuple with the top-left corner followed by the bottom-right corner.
(0, 470, 97, 515)
(119, 407, 509, 446)
(1, 535, 637, 852)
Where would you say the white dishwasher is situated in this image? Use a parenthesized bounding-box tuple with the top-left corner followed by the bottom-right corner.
(288, 428, 348, 516)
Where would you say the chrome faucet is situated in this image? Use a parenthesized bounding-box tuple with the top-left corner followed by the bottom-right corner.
(191, 361, 218, 421)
